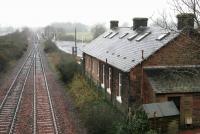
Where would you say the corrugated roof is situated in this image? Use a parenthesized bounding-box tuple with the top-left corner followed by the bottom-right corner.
(145, 67, 200, 93)
(143, 101, 179, 118)
(83, 26, 180, 72)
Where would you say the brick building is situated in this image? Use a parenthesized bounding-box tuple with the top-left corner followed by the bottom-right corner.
(82, 13, 200, 127)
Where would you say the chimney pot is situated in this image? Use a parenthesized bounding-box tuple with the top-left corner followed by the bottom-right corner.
(133, 18, 148, 30)
(177, 13, 195, 30)
(110, 20, 119, 29)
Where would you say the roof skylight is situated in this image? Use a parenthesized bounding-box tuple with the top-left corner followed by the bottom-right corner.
(136, 32, 151, 42)
(156, 32, 170, 41)
(109, 32, 119, 39)
(119, 33, 129, 39)
(103, 32, 112, 38)
(127, 33, 139, 41)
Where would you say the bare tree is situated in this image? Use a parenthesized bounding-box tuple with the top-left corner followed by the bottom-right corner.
(91, 24, 106, 39)
(150, 0, 200, 80)
(170, 0, 200, 27)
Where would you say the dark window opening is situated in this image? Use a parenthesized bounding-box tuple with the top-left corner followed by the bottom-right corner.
(168, 96, 180, 110)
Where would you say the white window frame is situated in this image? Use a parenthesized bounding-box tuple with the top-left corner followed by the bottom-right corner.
(107, 67, 111, 94)
(97, 62, 99, 77)
(117, 73, 122, 103)
(101, 64, 105, 88)
(92, 60, 95, 73)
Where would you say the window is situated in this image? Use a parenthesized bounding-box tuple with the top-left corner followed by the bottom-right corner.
(127, 33, 138, 41)
(119, 33, 129, 39)
(107, 67, 111, 94)
(117, 73, 122, 103)
(103, 32, 112, 38)
(156, 32, 170, 41)
(136, 32, 151, 41)
(97, 63, 99, 77)
(92, 61, 95, 73)
(101, 64, 105, 88)
(108, 32, 119, 39)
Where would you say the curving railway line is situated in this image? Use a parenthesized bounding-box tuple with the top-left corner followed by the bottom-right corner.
(0, 46, 59, 134)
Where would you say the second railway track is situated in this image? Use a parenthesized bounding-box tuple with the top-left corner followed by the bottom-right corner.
(0, 45, 59, 134)
(34, 47, 58, 134)
(0, 49, 34, 134)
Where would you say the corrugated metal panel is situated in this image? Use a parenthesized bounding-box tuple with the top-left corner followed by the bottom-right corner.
(83, 26, 180, 72)
(143, 101, 179, 118)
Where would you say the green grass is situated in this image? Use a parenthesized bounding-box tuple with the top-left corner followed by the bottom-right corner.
(66, 32, 93, 42)
(68, 74, 124, 134)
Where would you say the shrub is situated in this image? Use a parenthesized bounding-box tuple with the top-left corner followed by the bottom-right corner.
(68, 75, 123, 134)
(44, 40, 58, 53)
(82, 101, 121, 134)
(0, 53, 8, 71)
(57, 54, 80, 83)
(117, 110, 157, 134)
(0, 30, 28, 72)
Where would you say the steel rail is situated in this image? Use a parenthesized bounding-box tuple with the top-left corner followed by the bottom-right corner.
(0, 49, 34, 110)
(37, 47, 58, 134)
(33, 50, 37, 134)
(9, 50, 35, 134)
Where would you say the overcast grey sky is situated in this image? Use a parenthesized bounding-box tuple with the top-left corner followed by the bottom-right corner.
(0, 0, 173, 27)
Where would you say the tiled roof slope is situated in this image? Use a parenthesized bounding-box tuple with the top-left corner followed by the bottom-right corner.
(145, 67, 200, 93)
(83, 26, 179, 72)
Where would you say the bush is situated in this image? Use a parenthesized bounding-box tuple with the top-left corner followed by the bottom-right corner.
(117, 110, 157, 134)
(0, 53, 9, 71)
(44, 40, 58, 53)
(0, 30, 28, 72)
(82, 101, 121, 134)
(68, 75, 123, 134)
(57, 54, 80, 83)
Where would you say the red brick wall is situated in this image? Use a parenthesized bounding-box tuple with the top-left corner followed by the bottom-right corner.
(84, 53, 129, 109)
(84, 54, 99, 83)
(193, 93, 200, 126)
(143, 35, 200, 66)
(129, 35, 200, 103)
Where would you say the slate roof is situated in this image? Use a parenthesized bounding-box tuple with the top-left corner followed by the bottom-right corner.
(83, 26, 180, 72)
(143, 101, 179, 118)
(145, 66, 200, 93)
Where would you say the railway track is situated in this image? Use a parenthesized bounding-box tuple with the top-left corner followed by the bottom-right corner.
(34, 48, 58, 134)
(0, 42, 60, 133)
(0, 49, 34, 134)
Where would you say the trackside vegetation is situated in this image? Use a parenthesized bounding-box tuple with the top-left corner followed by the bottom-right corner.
(0, 30, 28, 72)
(44, 40, 157, 134)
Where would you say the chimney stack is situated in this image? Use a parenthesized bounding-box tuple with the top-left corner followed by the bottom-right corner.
(133, 18, 148, 30)
(177, 13, 195, 30)
(110, 20, 119, 29)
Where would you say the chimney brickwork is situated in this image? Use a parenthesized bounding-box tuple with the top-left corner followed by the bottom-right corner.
(177, 13, 195, 30)
(110, 20, 119, 29)
(133, 18, 148, 30)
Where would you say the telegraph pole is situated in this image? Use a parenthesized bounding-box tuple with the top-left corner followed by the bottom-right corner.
(72, 27, 77, 56)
